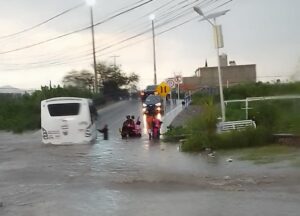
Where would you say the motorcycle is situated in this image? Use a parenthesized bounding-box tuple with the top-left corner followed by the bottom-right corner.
(120, 124, 142, 139)
(149, 119, 162, 140)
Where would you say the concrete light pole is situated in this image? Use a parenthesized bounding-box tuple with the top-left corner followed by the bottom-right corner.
(86, 0, 98, 93)
(193, 6, 229, 122)
(149, 14, 157, 85)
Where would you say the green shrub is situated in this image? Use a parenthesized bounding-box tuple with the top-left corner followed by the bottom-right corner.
(187, 98, 217, 134)
(181, 98, 219, 152)
(180, 96, 274, 152)
(163, 126, 188, 142)
(181, 132, 211, 152)
(181, 127, 273, 152)
(224, 82, 300, 100)
(215, 127, 273, 149)
(180, 82, 300, 152)
(248, 102, 280, 129)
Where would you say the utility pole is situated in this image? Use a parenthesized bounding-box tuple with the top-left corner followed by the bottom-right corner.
(149, 14, 157, 85)
(86, 0, 98, 93)
(90, 7, 98, 93)
(110, 55, 120, 68)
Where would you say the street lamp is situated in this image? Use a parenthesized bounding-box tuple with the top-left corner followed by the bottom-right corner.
(193, 6, 229, 122)
(149, 14, 157, 85)
(86, 0, 98, 93)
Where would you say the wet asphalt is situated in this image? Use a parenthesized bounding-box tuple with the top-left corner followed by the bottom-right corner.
(0, 100, 300, 216)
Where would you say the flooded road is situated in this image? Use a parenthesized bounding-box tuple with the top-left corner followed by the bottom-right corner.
(0, 100, 300, 216)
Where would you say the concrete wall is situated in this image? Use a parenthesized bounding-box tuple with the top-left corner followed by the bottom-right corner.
(199, 64, 256, 87)
(182, 64, 256, 92)
(181, 77, 202, 91)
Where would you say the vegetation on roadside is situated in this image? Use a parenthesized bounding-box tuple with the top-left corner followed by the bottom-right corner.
(224, 82, 300, 133)
(164, 82, 300, 152)
(62, 62, 139, 100)
(179, 99, 274, 152)
(228, 145, 300, 164)
(163, 126, 187, 142)
(223, 81, 300, 99)
(0, 62, 139, 133)
(0, 86, 100, 133)
(223, 82, 300, 133)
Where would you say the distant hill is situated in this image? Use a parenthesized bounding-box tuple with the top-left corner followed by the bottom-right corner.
(0, 85, 26, 94)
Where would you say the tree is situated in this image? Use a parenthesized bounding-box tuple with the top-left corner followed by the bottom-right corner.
(62, 70, 94, 91)
(96, 62, 139, 88)
(96, 62, 139, 95)
(62, 62, 139, 97)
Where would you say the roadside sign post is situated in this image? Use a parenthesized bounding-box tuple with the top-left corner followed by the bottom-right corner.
(166, 79, 175, 89)
(166, 78, 176, 104)
(156, 82, 171, 113)
(174, 76, 182, 100)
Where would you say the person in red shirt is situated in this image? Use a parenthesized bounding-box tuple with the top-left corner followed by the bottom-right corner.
(146, 114, 154, 139)
(152, 116, 162, 139)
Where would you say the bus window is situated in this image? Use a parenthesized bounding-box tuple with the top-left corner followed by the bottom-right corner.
(48, 103, 80, 117)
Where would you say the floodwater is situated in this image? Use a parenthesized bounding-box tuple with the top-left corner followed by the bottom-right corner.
(0, 100, 300, 216)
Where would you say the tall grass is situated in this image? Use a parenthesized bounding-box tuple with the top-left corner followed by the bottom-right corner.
(224, 82, 300, 100)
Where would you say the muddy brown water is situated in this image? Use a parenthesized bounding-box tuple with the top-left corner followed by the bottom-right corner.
(0, 100, 299, 216)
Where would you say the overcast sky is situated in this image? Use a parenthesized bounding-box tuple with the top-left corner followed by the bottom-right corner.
(0, 0, 299, 89)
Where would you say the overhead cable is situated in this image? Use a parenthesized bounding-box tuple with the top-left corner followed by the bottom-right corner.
(0, 0, 232, 70)
(0, 0, 154, 55)
(0, 3, 85, 40)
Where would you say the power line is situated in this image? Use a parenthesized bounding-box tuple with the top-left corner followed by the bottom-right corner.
(0, 0, 201, 65)
(94, 0, 230, 56)
(205, 0, 233, 13)
(99, 0, 176, 41)
(0, 0, 152, 58)
(90, 0, 184, 55)
(0, 3, 85, 40)
(0, 0, 154, 55)
(94, 0, 212, 53)
(0, 0, 188, 65)
(1, 0, 175, 59)
(102, 0, 200, 45)
(72, 0, 218, 58)
(0, 0, 231, 70)
(95, 0, 206, 51)
(110, 0, 148, 11)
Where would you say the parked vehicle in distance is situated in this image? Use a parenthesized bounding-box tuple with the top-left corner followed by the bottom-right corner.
(140, 85, 157, 101)
(143, 95, 163, 114)
(41, 97, 98, 145)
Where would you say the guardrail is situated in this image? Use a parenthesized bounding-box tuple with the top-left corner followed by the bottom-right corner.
(225, 95, 300, 120)
(217, 120, 256, 133)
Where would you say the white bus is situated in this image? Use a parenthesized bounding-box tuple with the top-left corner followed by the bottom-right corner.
(41, 97, 98, 145)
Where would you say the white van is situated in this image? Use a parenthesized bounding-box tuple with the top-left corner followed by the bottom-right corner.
(41, 97, 98, 145)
